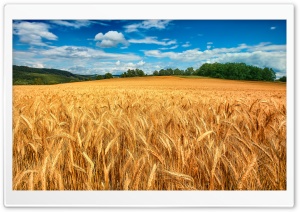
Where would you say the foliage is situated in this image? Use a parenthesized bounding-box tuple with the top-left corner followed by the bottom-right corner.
(151, 63, 276, 82)
(195, 62, 276, 81)
(96, 75, 104, 80)
(120, 69, 145, 78)
(104, 73, 113, 79)
(278, 76, 286, 82)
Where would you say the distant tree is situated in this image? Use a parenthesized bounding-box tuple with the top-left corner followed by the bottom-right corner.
(96, 75, 103, 80)
(185, 67, 195, 75)
(159, 69, 166, 76)
(196, 62, 276, 81)
(174, 68, 183, 75)
(279, 76, 286, 82)
(135, 68, 145, 77)
(121, 69, 145, 77)
(166, 68, 174, 75)
(104, 73, 113, 79)
(153, 70, 159, 76)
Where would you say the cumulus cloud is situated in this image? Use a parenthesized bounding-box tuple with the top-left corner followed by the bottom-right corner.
(116, 60, 121, 66)
(13, 21, 57, 46)
(94, 31, 128, 48)
(124, 20, 171, 33)
(129, 37, 176, 46)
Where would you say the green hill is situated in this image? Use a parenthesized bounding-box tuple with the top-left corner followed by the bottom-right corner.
(13, 65, 95, 85)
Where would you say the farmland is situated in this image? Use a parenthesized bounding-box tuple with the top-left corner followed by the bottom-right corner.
(13, 76, 286, 190)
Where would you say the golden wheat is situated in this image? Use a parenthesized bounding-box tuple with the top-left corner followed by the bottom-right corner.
(13, 76, 286, 190)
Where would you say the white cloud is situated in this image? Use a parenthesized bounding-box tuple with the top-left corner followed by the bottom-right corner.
(129, 37, 176, 46)
(270, 26, 276, 30)
(51, 20, 92, 29)
(210, 51, 286, 74)
(124, 23, 140, 33)
(247, 43, 285, 52)
(83, 60, 155, 75)
(94, 31, 128, 48)
(159, 45, 178, 50)
(144, 48, 202, 61)
(169, 45, 178, 49)
(141, 20, 171, 29)
(143, 42, 286, 74)
(14, 46, 142, 75)
(182, 42, 191, 48)
(68, 65, 88, 73)
(137, 60, 146, 66)
(36, 45, 140, 61)
(33, 63, 44, 68)
(207, 42, 213, 49)
(124, 20, 171, 33)
(13, 21, 57, 46)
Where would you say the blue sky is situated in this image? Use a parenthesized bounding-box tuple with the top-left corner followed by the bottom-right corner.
(13, 20, 286, 77)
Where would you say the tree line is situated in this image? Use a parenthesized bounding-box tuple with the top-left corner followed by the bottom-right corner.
(14, 63, 284, 85)
(152, 62, 277, 81)
(96, 73, 113, 80)
(120, 63, 279, 82)
(120, 69, 145, 78)
(196, 62, 276, 81)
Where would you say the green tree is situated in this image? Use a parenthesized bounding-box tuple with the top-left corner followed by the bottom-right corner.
(153, 70, 159, 76)
(135, 69, 145, 77)
(104, 73, 113, 79)
(96, 75, 103, 80)
(279, 76, 286, 82)
(196, 62, 275, 81)
(174, 68, 183, 75)
(159, 69, 166, 76)
(185, 67, 195, 75)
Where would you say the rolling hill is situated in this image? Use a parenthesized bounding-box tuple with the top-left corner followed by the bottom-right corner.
(13, 65, 96, 85)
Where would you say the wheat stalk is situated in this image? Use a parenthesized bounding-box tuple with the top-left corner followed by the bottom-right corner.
(147, 163, 157, 190)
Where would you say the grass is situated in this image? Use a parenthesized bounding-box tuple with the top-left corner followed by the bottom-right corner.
(13, 76, 286, 190)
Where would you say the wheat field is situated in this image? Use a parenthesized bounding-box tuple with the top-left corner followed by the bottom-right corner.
(13, 76, 286, 190)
